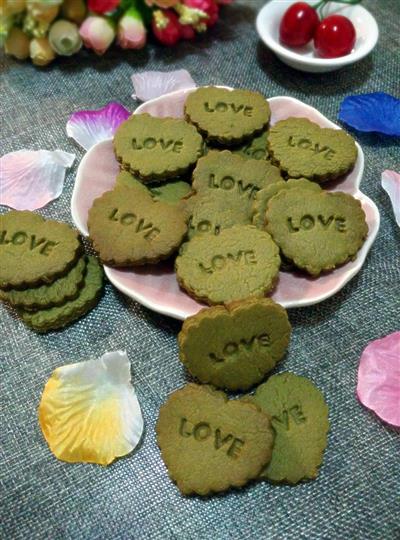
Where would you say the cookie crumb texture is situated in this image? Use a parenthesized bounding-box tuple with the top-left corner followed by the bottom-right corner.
(88, 185, 188, 267)
(265, 190, 368, 276)
(175, 224, 281, 305)
(185, 87, 271, 146)
(178, 298, 291, 391)
(267, 118, 357, 182)
(156, 384, 274, 496)
(113, 113, 204, 182)
(252, 372, 330, 484)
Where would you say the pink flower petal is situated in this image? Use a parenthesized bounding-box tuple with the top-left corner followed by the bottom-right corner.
(0, 150, 75, 211)
(382, 170, 400, 227)
(357, 332, 400, 428)
(131, 70, 196, 102)
(66, 102, 131, 151)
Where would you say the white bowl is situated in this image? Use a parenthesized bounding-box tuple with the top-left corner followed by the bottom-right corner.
(71, 88, 380, 320)
(256, 0, 379, 73)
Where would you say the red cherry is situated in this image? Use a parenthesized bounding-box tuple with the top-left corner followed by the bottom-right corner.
(314, 15, 356, 58)
(279, 2, 319, 47)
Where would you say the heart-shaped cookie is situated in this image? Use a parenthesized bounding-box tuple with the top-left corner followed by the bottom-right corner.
(113, 113, 204, 182)
(156, 383, 274, 496)
(185, 87, 271, 145)
(0, 211, 81, 290)
(267, 118, 358, 182)
(178, 298, 291, 391)
(88, 185, 187, 266)
(265, 189, 368, 276)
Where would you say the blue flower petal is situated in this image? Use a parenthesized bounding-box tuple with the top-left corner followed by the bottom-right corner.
(338, 93, 400, 136)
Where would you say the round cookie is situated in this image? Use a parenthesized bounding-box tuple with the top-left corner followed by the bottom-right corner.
(156, 383, 274, 496)
(113, 113, 204, 182)
(252, 178, 322, 229)
(0, 255, 86, 310)
(88, 185, 187, 267)
(251, 372, 329, 484)
(0, 211, 81, 290)
(19, 256, 104, 333)
(231, 130, 269, 161)
(150, 180, 192, 204)
(267, 118, 358, 182)
(175, 224, 281, 305)
(192, 150, 282, 200)
(178, 298, 291, 391)
(265, 189, 368, 276)
(185, 87, 271, 146)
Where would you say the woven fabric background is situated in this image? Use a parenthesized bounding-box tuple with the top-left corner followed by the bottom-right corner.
(1, 1, 399, 538)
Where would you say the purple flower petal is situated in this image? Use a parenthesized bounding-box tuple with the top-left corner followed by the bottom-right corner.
(357, 332, 400, 428)
(382, 170, 400, 227)
(131, 70, 196, 102)
(0, 149, 75, 211)
(66, 102, 131, 151)
(339, 93, 400, 136)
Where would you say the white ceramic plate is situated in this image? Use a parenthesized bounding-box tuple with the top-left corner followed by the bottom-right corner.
(71, 88, 380, 320)
(256, 0, 379, 73)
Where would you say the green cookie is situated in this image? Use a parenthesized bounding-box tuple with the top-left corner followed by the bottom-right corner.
(267, 118, 358, 182)
(265, 190, 368, 276)
(178, 298, 291, 391)
(185, 87, 271, 146)
(0, 211, 81, 290)
(113, 113, 204, 182)
(115, 170, 192, 204)
(252, 179, 322, 229)
(88, 185, 187, 266)
(0, 255, 86, 310)
(175, 224, 281, 305)
(19, 256, 104, 333)
(251, 372, 329, 484)
(185, 189, 254, 240)
(231, 130, 269, 161)
(156, 383, 274, 496)
(192, 150, 282, 201)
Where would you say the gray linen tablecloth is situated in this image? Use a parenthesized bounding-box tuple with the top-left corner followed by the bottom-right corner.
(1, 1, 399, 538)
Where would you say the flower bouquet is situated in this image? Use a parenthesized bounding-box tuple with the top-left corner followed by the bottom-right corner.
(1, 0, 232, 66)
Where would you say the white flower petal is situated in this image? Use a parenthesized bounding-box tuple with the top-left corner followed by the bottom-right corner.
(0, 149, 75, 211)
(39, 350, 144, 466)
(131, 69, 196, 102)
(381, 170, 400, 227)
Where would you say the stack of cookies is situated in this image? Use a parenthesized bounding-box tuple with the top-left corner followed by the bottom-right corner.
(87, 85, 368, 307)
(0, 211, 104, 333)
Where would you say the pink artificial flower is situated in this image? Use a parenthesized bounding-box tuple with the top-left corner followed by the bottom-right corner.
(117, 7, 147, 49)
(79, 16, 116, 55)
(183, 0, 219, 27)
(88, 0, 121, 14)
(152, 10, 181, 46)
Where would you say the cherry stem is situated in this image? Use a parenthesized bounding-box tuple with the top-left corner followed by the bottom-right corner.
(312, 0, 362, 16)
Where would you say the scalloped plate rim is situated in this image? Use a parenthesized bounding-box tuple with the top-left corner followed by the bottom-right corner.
(71, 90, 380, 320)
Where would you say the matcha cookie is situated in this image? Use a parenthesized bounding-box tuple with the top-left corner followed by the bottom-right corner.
(267, 118, 357, 182)
(192, 150, 282, 201)
(0, 211, 81, 290)
(175, 225, 281, 305)
(88, 185, 187, 266)
(113, 113, 204, 182)
(251, 372, 329, 484)
(0, 255, 86, 310)
(19, 256, 104, 333)
(265, 190, 368, 275)
(252, 179, 322, 229)
(185, 189, 254, 240)
(116, 170, 192, 204)
(232, 130, 269, 161)
(156, 383, 274, 496)
(185, 87, 271, 146)
(178, 298, 291, 391)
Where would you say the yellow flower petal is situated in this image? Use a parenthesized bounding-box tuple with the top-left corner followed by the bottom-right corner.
(39, 351, 143, 465)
